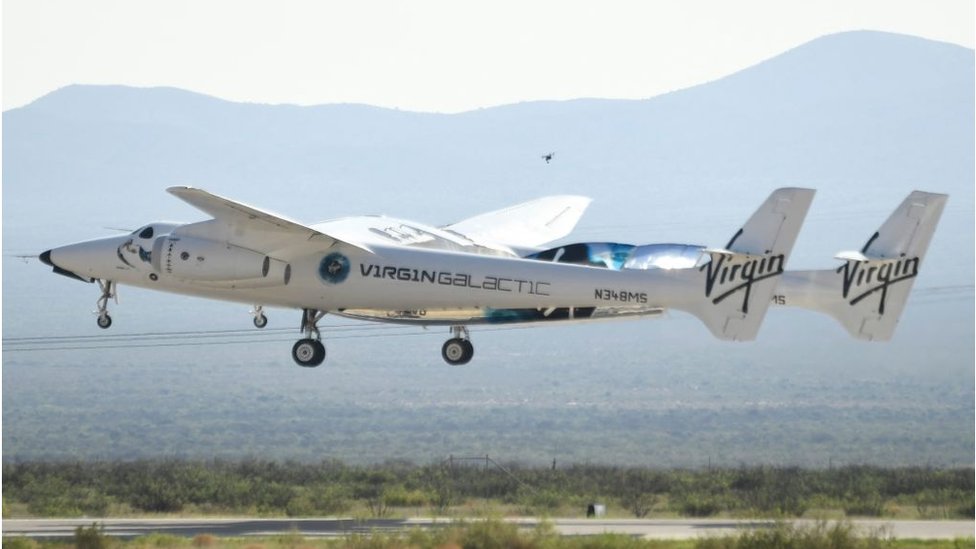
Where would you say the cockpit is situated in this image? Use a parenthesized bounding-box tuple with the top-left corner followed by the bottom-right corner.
(117, 223, 181, 271)
(131, 223, 180, 240)
(134, 226, 154, 239)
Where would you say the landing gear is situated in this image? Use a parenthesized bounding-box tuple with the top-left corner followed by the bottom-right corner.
(94, 280, 116, 329)
(292, 338, 325, 367)
(96, 314, 113, 329)
(441, 325, 474, 365)
(251, 306, 268, 328)
(292, 308, 326, 367)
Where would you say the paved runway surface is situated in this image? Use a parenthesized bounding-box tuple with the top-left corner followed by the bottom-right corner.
(3, 518, 974, 540)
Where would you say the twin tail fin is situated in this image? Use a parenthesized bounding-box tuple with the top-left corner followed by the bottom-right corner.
(775, 191, 948, 341)
(683, 188, 816, 341)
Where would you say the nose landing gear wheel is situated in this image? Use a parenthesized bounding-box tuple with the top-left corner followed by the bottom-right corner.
(94, 279, 117, 329)
(292, 338, 326, 367)
(251, 305, 267, 328)
(442, 338, 474, 365)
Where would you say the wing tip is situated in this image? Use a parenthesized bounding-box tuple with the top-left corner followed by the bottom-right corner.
(166, 185, 199, 196)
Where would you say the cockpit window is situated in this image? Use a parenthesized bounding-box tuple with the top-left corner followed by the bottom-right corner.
(138, 226, 154, 239)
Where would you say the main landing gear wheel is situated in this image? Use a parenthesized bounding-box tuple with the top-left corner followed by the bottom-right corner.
(441, 325, 473, 365)
(292, 308, 327, 367)
(96, 314, 113, 329)
(292, 338, 326, 367)
(441, 338, 473, 365)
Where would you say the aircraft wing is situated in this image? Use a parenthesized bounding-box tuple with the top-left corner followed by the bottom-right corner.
(443, 195, 592, 250)
(167, 187, 371, 257)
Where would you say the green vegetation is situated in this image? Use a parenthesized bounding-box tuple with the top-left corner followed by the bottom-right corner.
(5, 317, 974, 468)
(73, 524, 111, 549)
(1, 519, 972, 549)
(2, 460, 972, 520)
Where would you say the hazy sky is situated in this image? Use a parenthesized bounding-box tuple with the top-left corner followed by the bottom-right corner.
(3, 0, 973, 113)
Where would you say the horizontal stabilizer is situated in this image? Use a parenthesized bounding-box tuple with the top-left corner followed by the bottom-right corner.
(834, 250, 875, 262)
(702, 247, 767, 260)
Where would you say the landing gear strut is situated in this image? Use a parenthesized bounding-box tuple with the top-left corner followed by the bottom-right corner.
(441, 325, 474, 365)
(292, 308, 326, 367)
(95, 280, 116, 329)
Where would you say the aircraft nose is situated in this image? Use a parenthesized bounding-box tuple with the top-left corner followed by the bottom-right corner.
(41, 240, 119, 283)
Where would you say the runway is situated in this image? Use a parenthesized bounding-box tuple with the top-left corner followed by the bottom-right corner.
(3, 518, 974, 540)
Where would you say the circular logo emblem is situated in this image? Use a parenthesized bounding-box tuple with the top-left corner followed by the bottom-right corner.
(318, 253, 350, 284)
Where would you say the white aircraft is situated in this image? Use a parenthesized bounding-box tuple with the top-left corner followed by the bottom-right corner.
(40, 187, 946, 367)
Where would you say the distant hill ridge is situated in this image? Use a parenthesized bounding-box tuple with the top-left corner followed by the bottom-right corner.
(3, 30, 972, 252)
(15, 31, 974, 114)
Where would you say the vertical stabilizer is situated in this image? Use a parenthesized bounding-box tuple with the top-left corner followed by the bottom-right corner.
(777, 191, 948, 341)
(685, 188, 816, 341)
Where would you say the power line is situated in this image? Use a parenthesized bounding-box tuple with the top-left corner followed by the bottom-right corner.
(2, 322, 411, 344)
(2, 324, 537, 353)
(4, 284, 970, 353)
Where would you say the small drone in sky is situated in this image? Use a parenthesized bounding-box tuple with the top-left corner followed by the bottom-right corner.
(541, 152, 555, 164)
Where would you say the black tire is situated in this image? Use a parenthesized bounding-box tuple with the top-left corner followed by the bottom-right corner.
(292, 338, 326, 367)
(96, 314, 112, 329)
(253, 314, 268, 329)
(312, 339, 326, 364)
(442, 338, 472, 365)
